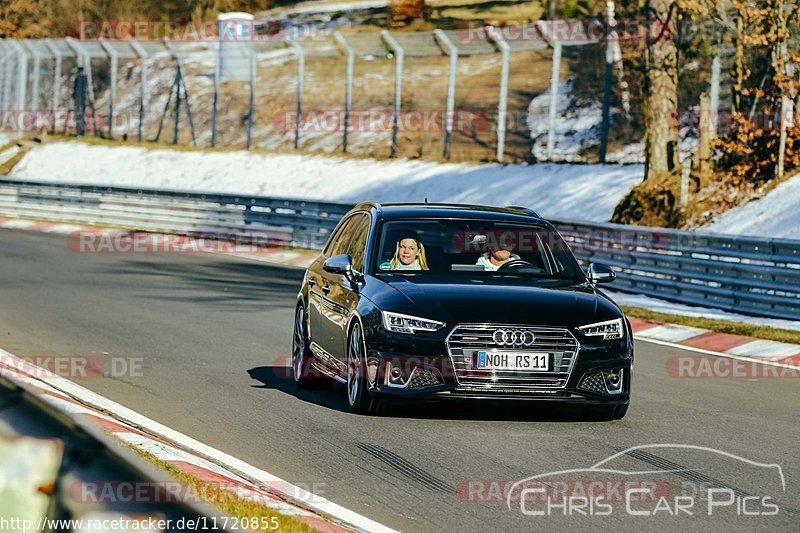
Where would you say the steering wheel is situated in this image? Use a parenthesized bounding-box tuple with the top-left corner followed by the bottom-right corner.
(496, 259, 536, 271)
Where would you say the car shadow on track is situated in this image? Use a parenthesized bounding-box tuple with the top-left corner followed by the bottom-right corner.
(247, 365, 616, 423)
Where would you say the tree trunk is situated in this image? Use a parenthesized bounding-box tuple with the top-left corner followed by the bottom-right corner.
(545, 0, 563, 20)
(643, 0, 679, 180)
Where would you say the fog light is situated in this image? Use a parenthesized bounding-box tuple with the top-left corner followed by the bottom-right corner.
(602, 369, 624, 394)
(385, 363, 409, 388)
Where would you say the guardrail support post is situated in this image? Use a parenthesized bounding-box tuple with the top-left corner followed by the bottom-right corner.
(486, 27, 509, 163)
(381, 31, 404, 158)
(288, 41, 305, 150)
(130, 41, 148, 143)
(547, 41, 562, 160)
(434, 29, 459, 160)
(334, 32, 355, 153)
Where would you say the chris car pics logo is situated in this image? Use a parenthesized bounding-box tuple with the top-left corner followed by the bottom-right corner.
(507, 444, 785, 518)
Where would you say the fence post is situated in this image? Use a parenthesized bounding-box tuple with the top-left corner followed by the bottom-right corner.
(8, 41, 27, 112)
(22, 41, 42, 112)
(381, 31, 404, 158)
(130, 41, 148, 143)
(709, 53, 721, 138)
(777, 96, 792, 179)
(434, 29, 458, 160)
(98, 40, 118, 139)
(334, 32, 355, 153)
(486, 26, 509, 163)
(547, 41, 562, 160)
(211, 34, 221, 147)
(246, 48, 255, 149)
(44, 39, 62, 127)
(288, 41, 305, 150)
(698, 92, 711, 180)
(1, 47, 14, 112)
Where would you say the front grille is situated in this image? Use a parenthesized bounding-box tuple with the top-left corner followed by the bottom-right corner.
(446, 324, 579, 390)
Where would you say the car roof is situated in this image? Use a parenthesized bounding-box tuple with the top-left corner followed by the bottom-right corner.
(353, 202, 546, 223)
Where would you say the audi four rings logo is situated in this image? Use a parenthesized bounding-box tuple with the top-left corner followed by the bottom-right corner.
(492, 329, 536, 346)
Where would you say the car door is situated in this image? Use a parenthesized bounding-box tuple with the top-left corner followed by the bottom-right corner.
(309, 213, 363, 365)
(326, 213, 371, 362)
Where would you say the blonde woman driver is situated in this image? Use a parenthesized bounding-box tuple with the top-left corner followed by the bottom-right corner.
(387, 237, 429, 271)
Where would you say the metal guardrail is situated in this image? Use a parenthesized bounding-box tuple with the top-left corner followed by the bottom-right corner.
(1, 178, 799, 321)
(0, 179, 351, 250)
(0, 372, 226, 531)
(551, 219, 800, 321)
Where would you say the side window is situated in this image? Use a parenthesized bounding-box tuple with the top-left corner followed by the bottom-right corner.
(329, 214, 363, 257)
(323, 215, 357, 257)
(346, 214, 371, 271)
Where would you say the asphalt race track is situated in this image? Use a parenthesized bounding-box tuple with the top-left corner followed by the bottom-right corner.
(1, 227, 797, 532)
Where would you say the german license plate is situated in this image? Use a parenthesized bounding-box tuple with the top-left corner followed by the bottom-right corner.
(475, 351, 549, 371)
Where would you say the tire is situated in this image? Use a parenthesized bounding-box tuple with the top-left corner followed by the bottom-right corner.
(346, 323, 382, 415)
(292, 304, 331, 389)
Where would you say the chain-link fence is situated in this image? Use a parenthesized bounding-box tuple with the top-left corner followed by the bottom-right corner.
(0, 17, 768, 164)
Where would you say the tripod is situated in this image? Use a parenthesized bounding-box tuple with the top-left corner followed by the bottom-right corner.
(154, 63, 197, 146)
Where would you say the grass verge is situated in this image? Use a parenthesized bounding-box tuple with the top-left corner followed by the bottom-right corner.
(622, 305, 800, 345)
(122, 440, 319, 533)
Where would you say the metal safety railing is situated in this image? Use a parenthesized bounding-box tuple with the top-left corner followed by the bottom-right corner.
(0, 372, 225, 531)
(1, 178, 799, 320)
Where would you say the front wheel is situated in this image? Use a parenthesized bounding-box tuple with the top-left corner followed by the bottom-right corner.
(346, 323, 381, 415)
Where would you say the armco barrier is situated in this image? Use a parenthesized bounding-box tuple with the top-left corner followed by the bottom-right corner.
(1, 178, 799, 321)
(0, 373, 226, 530)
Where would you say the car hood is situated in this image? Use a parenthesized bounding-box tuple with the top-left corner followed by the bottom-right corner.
(375, 274, 621, 328)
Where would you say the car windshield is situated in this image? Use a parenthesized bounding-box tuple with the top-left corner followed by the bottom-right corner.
(373, 219, 584, 281)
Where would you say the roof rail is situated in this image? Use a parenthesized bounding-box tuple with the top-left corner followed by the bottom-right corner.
(505, 205, 542, 218)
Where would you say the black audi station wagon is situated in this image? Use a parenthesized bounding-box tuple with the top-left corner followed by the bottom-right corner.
(292, 203, 632, 419)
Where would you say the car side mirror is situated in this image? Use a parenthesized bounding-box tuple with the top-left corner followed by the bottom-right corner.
(587, 262, 616, 284)
(323, 254, 364, 285)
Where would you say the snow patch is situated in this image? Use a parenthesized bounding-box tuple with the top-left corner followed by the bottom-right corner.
(700, 171, 800, 239)
(527, 80, 603, 162)
(9, 141, 643, 222)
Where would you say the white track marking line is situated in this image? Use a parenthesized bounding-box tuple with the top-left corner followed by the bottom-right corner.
(634, 335, 800, 371)
(0, 348, 398, 533)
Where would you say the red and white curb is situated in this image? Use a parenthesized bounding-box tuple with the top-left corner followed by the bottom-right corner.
(0, 349, 397, 533)
(630, 318, 800, 371)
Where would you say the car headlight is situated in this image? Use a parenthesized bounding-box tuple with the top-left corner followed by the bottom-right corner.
(381, 311, 445, 334)
(577, 318, 624, 340)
